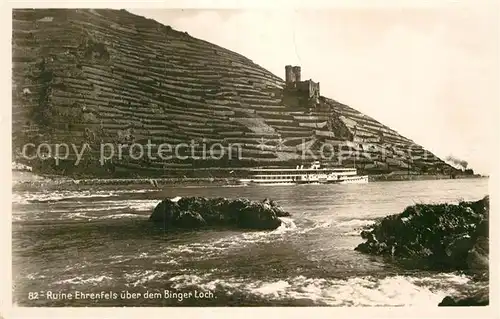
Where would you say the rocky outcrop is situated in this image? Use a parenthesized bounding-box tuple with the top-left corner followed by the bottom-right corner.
(355, 196, 489, 306)
(439, 287, 489, 306)
(150, 197, 291, 230)
(355, 196, 489, 272)
(12, 9, 459, 177)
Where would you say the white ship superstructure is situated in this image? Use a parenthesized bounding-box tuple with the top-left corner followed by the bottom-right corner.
(240, 162, 368, 185)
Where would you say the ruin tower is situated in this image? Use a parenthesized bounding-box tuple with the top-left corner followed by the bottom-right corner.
(285, 65, 295, 83)
(283, 65, 321, 108)
(292, 66, 301, 82)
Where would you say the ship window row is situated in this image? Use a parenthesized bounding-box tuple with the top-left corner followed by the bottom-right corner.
(257, 176, 295, 179)
(255, 172, 301, 175)
(255, 174, 300, 177)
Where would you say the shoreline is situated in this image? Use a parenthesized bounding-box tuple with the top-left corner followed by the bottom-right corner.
(368, 173, 486, 182)
(12, 170, 487, 188)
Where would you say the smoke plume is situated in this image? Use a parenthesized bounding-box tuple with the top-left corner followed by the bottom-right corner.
(445, 155, 468, 170)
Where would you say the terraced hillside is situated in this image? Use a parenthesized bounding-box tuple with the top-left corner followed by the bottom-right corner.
(12, 9, 458, 177)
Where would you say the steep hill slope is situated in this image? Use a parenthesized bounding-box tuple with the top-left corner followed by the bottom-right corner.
(12, 9, 457, 177)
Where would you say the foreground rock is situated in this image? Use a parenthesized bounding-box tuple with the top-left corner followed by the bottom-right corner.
(355, 196, 489, 272)
(355, 196, 489, 306)
(439, 286, 489, 306)
(150, 197, 291, 230)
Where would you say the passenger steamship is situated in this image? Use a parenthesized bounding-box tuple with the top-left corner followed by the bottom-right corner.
(239, 161, 369, 185)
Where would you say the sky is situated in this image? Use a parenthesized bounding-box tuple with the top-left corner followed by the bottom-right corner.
(129, 4, 498, 175)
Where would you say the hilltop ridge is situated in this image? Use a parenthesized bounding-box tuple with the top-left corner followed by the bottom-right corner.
(12, 9, 460, 178)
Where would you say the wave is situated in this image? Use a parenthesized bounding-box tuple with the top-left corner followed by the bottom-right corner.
(124, 199, 160, 211)
(167, 273, 471, 306)
(99, 213, 147, 220)
(59, 212, 147, 221)
(26, 273, 46, 280)
(96, 218, 302, 263)
(62, 199, 158, 213)
(12, 189, 154, 204)
(13, 211, 148, 222)
(121, 218, 329, 264)
(342, 230, 364, 236)
(12, 213, 43, 222)
(214, 218, 299, 245)
(153, 259, 179, 266)
(15, 192, 118, 204)
(296, 221, 332, 234)
(59, 212, 91, 220)
(13, 198, 159, 221)
(275, 217, 297, 233)
(124, 270, 170, 288)
(53, 275, 113, 285)
(335, 219, 376, 228)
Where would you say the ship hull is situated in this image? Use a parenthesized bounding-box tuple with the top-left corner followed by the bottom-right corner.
(239, 175, 369, 186)
(338, 175, 369, 184)
(239, 162, 368, 186)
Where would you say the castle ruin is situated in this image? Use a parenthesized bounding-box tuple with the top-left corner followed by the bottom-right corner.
(283, 65, 320, 108)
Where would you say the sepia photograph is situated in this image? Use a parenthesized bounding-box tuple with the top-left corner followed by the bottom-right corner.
(7, 1, 497, 313)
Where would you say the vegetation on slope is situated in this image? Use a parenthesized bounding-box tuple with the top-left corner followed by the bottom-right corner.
(12, 9, 459, 177)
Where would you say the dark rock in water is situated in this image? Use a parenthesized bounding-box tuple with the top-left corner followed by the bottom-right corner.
(149, 199, 181, 225)
(176, 210, 207, 229)
(355, 196, 489, 272)
(354, 196, 490, 307)
(149, 197, 290, 230)
(439, 286, 489, 306)
(262, 198, 291, 217)
(467, 219, 489, 279)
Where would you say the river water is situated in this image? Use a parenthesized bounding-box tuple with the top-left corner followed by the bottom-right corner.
(12, 178, 488, 306)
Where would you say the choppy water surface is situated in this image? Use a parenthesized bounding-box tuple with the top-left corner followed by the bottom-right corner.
(12, 178, 488, 306)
